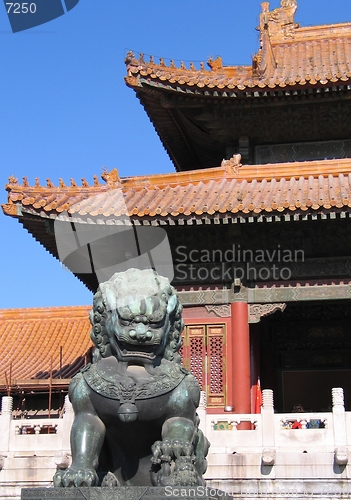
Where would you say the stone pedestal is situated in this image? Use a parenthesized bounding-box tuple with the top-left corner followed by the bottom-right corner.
(20, 482, 351, 500)
(21, 487, 229, 500)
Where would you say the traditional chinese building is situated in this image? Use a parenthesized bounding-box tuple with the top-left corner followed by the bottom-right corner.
(3, 0, 351, 417)
(2, 1, 351, 496)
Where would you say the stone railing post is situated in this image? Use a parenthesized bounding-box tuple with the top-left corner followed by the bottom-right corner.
(332, 388, 348, 465)
(261, 389, 276, 466)
(57, 395, 74, 451)
(0, 396, 13, 453)
(55, 395, 74, 470)
(197, 391, 207, 435)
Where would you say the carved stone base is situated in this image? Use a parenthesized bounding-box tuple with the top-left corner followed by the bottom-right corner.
(21, 487, 230, 500)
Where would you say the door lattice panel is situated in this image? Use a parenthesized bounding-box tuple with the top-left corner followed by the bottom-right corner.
(208, 335, 224, 394)
(190, 336, 205, 388)
(182, 324, 226, 407)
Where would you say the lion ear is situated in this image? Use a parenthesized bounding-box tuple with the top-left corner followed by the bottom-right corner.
(100, 284, 117, 312)
(166, 294, 177, 314)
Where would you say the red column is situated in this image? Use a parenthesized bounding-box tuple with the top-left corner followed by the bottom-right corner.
(231, 302, 251, 418)
(250, 323, 261, 414)
(225, 318, 234, 409)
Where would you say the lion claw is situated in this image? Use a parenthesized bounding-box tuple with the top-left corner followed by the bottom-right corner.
(53, 468, 99, 487)
(152, 438, 194, 463)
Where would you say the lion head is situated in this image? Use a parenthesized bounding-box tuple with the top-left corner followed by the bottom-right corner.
(89, 269, 184, 364)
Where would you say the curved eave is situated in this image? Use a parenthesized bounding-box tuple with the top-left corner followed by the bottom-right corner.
(4, 200, 351, 227)
(126, 66, 351, 97)
(4, 159, 351, 224)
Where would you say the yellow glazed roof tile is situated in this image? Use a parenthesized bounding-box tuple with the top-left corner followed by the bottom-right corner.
(3, 159, 351, 223)
(0, 306, 92, 383)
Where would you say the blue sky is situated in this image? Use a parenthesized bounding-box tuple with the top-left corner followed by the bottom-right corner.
(0, 0, 350, 309)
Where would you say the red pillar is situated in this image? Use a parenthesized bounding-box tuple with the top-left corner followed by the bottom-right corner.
(231, 302, 251, 418)
(250, 323, 261, 414)
(225, 319, 234, 409)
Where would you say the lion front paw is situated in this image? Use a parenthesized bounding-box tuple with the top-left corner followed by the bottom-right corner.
(151, 438, 203, 487)
(53, 467, 99, 487)
(151, 438, 193, 464)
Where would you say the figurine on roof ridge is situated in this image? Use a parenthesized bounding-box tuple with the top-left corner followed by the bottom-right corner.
(207, 56, 223, 71)
(221, 154, 242, 175)
(260, 0, 298, 38)
(101, 167, 120, 185)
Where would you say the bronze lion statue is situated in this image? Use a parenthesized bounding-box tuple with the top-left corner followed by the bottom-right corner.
(54, 268, 209, 488)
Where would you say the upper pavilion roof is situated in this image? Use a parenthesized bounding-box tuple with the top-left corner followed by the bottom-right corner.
(126, 1, 351, 94)
(125, 1, 351, 171)
(0, 306, 92, 390)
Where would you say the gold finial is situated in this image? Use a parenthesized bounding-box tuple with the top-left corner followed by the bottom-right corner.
(81, 178, 89, 187)
(59, 178, 66, 187)
(22, 177, 28, 187)
(70, 178, 77, 187)
(35, 178, 40, 187)
(46, 178, 54, 187)
(93, 175, 100, 187)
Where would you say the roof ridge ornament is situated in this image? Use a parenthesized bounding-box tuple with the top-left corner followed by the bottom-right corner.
(8, 175, 18, 185)
(259, 0, 298, 40)
(5, 175, 99, 190)
(221, 154, 242, 175)
(101, 168, 120, 186)
(125, 49, 210, 74)
(207, 56, 223, 72)
(124, 51, 138, 67)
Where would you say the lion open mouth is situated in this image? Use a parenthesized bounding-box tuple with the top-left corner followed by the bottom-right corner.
(116, 340, 160, 361)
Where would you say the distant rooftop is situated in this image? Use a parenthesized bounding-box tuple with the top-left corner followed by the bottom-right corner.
(0, 306, 92, 391)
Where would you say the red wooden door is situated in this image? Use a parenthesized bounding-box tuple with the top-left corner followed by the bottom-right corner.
(181, 324, 226, 407)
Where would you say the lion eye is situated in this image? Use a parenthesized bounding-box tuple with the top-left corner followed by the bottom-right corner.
(119, 319, 130, 327)
(151, 321, 163, 329)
